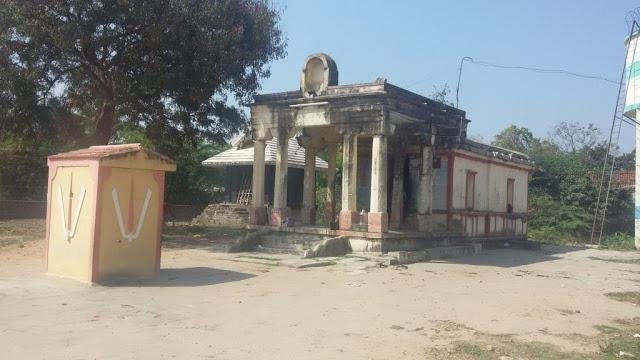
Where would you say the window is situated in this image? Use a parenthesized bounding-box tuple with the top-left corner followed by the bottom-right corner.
(465, 170, 476, 210)
(506, 178, 515, 213)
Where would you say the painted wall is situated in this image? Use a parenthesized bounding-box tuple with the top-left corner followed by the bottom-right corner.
(451, 152, 528, 213)
(47, 165, 95, 281)
(97, 167, 163, 279)
(449, 150, 530, 239)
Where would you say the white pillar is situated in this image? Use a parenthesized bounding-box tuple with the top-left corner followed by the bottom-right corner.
(370, 135, 387, 213)
(341, 133, 357, 212)
(273, 132, 288, 209)
(339, 133, 358, 230)
(417, 145, 433, 215)
(302, 144, 316, 224)
(325, 141, 337, 228)
(252, 139, 266, 207)
(369, 134, 389, 233)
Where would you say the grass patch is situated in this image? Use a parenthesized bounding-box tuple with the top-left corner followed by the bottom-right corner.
(600, 233, 636, 251)
(605, 291, 640, 305)
(0, 219, 46, 247)
(428, 319, 640, 359)
(588, 257, 640, 265)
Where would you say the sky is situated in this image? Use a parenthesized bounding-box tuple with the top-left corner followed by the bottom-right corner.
(259, 0, 639, 151)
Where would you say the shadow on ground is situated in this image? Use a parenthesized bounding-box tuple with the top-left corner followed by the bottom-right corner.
(162, 224, 249, 253)
(99, 267, 256, 287)
(436, 245, 587, 268)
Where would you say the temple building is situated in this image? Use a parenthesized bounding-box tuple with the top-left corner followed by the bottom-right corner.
(247, 53, 533, 252)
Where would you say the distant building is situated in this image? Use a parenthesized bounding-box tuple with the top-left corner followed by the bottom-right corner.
(196, 135, 327, 226)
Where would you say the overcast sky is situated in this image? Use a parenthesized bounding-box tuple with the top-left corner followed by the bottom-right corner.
(260, 0, 638, 151)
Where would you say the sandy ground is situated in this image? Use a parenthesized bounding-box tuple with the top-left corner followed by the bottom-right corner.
(1, 220, 639, 359)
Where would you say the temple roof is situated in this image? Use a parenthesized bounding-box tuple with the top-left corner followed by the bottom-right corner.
(202, 136, 328, 170)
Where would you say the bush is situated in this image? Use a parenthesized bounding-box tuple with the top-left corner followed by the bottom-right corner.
(601, 232, 636, 251)
(528, 192, 591, 244)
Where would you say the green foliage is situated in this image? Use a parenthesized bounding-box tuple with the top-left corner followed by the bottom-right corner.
(0, 1, 285, 202)
(492, 125, 539, 154)
(600, 232, 636, 251)
(527, 192, 591, 244)
(430, 84, 454, 106)
(493, 122, 634, 245)
(1, 0, 286, 144)
(114, 123, 229, 205)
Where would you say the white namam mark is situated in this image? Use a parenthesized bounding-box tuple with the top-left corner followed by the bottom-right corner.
(57, 185, 86, 242)
(111, 187, 152, 242)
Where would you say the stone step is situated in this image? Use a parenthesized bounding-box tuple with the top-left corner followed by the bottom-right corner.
(255, 245, 305, 255)
(389, 244, 481, 265)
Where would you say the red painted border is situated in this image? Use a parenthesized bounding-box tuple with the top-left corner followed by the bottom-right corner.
(152, 171, 166, 276)
(44, 159, 96, 274)
(445, 152, 455, 230)
(438, 149, 532, 172)
(90, 166, 111, 282)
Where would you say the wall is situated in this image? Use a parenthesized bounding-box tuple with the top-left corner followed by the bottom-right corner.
(0, 200, 46, 219)
(97, 167, 162, 279)
(444, 150, 530, 239)
(47, 165, 95, 282)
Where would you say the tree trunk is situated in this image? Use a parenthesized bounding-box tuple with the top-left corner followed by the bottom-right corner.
(94, 93, 115, 145)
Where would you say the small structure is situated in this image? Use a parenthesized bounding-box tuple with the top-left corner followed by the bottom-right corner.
(199, 135, 327, 225)
(247, 53, 533, 252)
(46, 144, 176, 283)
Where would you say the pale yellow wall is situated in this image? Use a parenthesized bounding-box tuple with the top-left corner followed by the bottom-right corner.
(97, 167, 161, 279)
(451, 152, 529, 213)
(450, 151, 530, 237)
(47, 166, 95, 282)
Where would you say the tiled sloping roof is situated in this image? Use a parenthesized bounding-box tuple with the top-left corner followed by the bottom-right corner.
(202, 137, 329, 170)
(48, 143, 175, 163)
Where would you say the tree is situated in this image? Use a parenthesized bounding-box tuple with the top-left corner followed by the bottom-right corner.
(492, 125, 539, 154)
(550, 120, 601, 152)
(429, 84, 454, 106)
(492, 123, 634, 244)
(1, 0, 286, 145)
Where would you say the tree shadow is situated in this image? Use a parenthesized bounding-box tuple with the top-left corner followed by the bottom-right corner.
(99, 267, 255, 287)
(436, 245, 587, 268)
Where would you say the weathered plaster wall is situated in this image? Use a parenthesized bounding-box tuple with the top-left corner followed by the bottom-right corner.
(451, 152, 528, 213)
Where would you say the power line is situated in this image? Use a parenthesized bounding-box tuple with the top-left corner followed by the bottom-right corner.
(455, 56, 621, 108)
(467, 58, 619, 85)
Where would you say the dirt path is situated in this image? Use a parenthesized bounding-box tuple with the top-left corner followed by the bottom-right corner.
(1, 221, 639, 359)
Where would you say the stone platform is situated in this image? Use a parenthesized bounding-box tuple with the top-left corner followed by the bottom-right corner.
(245, 225, 468, 253)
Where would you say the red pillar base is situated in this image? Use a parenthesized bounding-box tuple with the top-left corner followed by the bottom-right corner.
(339, 210, 359, 231)
(368, 212, 389, 233)
(248, 206, 268, 225)
(270, 208, 290, 227)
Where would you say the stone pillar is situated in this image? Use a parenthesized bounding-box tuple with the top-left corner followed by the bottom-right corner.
(389, 144, 405, 229)
(416, 144, 434, 231)
(369, 134, 388, 233)
(271, 130, 289, 226)
(249, 138, 267, 225)
(339, 133, 358, 230)
(301, 144, 316, 225)
(325, 141, 338, 229)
